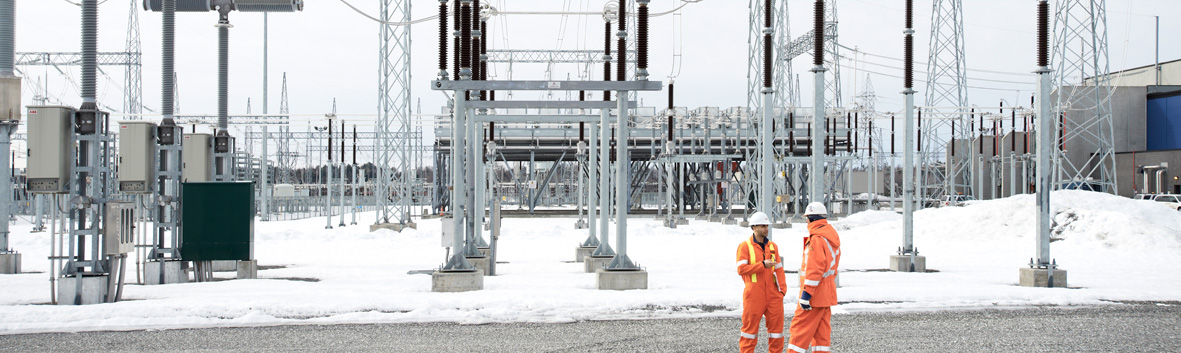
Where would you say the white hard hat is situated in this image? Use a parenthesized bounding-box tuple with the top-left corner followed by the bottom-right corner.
(803, 202, 828, 216)
(749, 211, 771, 226)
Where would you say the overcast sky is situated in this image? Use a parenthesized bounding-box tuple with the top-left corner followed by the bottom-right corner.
(10, 0, 1179, 164)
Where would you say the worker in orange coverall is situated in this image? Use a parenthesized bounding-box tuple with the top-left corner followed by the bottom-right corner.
(787, 202, 841, 353)
(736, 211, 787, 353)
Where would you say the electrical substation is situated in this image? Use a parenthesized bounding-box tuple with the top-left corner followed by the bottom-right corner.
(1, 0, 1177, 306)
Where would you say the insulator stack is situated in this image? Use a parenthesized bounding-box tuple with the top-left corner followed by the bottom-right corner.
(667, 83, 674, 140)
(604, 21, 612, 101)
(453, 0, 460, 80)
(763, 0, 772, 88)
(617, 0, 626, 82)
(471, 0, 481, 85)
(1038, 1, 1049, 67)
(460, 1, 471, 77)
(813, 0, 823, 67)
(439, 1, 447, 74)
(904, 0, 913, 89)
(638, 1, 649, 76)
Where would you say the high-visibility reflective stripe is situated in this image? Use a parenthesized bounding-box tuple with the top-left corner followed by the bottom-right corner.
(803, 279, 820, 286)
(787, 344, 807, 353)
(746, 239, 778, 283)
(737, 260, 749, 267)
(819, 237, 839, 278)
(813, 346, 832, 351)
(769, 333, 784, 339)
(739, 332, 757, 339)
(745, 241, 757, 282)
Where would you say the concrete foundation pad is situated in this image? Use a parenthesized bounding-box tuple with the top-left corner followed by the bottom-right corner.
(694, 214, 709, 220)
(370, 222, 417, 232)
(739, 221, 750, 227)
(676, 218, 689, 225)
(478, 248, 491, 258)
(574, 220, 588, 229)
(889, 255, 927, 272)
(145, 260, 188, 285)
(662, 219, 678, 228)
(57, 275, 109, 305)
(237, 260, 258, 279)
(575, 247, 596, 262)
(708, 215, 722, 222)
(0, 253, 21, 274)
(772, 222, 791, 229)
(722, 217, 737, 225)
(584, 256, 612, 273)
(212, 260, 238, 272)
(467, 256, 491, 275)
(1019, 267, 1068, 288)
(431, 270, 483, 292)
(596, 269, 648, 290)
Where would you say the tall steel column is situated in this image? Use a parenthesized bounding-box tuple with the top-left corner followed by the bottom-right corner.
(593, 108, 614, 257)
(608, 90, 637, 269)
(1052, 0, 1116, 193)
(901, 0, 918, 268)
(759, 0, 775, 225)
(582, 120, 600, 247)
(809, 0, 826, 206)
(1035, 0, 1057, 276)
(0, 0, 17, 259)
(442, 0, 473, 271)
(376, 0, 413, 227)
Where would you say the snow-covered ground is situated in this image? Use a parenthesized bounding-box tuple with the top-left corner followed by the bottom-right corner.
(1, 190, 1179, 334)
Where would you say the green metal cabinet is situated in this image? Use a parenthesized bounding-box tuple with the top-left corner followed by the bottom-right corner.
(181, 182, 255, 261)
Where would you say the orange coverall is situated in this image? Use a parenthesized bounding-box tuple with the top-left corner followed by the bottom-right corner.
(787, 218, 841, 353)
(736, 235, 787, 353)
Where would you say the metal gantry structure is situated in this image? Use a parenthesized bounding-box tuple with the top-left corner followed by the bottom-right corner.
(923, 0, 971, 202)
(1052, 0, 1117, 193)
(374, 0, 414, 230)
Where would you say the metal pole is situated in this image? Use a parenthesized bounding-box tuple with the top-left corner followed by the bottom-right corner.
(584, 120, 599, 246)
(593, 108, 613, 257)
(901, 0, 917, 270)
(443, 88, 472, 270)
(609, 90, 636, 269)
(0, 124, 11, 252)
(261, 125, 269, 221)
(1035, 0, 1053, 269)
(1156, 16, 1160, 85)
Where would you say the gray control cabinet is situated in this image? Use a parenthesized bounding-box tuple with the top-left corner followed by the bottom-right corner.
(26, 105, 74, 193)
(104, 201, 136, 255)
(182, 133, 212, 182)
(118, 121, 157, 193)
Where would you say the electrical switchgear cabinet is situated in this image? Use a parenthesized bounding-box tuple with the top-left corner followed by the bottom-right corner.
(118, 122, 157, 193)
(25, 105, 74, 193)
(182, 133, 212, 182)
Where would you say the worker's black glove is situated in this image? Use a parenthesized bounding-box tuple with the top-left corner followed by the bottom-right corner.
(799, 291, 812, 311)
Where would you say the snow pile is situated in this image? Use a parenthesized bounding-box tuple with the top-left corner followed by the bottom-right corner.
(0, 190, 1179, 334)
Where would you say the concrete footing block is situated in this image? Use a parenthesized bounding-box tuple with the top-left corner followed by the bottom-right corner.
(694, 214, 709, 220)
(596, 269, 648, 290)
(57, 275, 109, 305)
(1019, 267, 1067, 288)
(722, 217, 737, 225)
(478, 247, 491, 258)
(237, 260, 258, 279)
(889, 255, 927, 272)
(370, 222, 417, 232)
(676, 218, 689, 225)
(212, 260, 237, 272)
(584, 256, 612, 273)
(574, 220, 588, 229)
(575, 247, 596, 262)
(145, 260, 188, 285)
(772, 222, 791, 229)
(431, 270, 483, 292)
(0, 253, 21, 274)
(708, 215, 722, 222)
(739, 221, 750, 227)
(467, 256, 491, 275)
(662, 219, 678, 228)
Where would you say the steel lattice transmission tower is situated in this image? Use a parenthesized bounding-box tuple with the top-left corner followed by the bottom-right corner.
(1052, 0, 1116, 193)
(277, 73, 292, 183)
(123, 0, 142, 118)
(746, 0, 793, 221)
(376, 0, 412, 227)
(923, 0, 971, 201)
